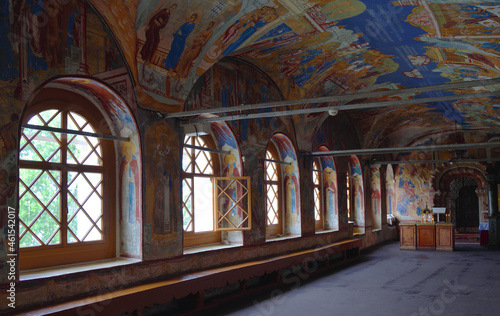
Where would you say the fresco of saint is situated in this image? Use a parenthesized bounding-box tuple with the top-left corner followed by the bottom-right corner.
(152, 133, 173, 234)
(222, 153, 241, 217)
(164, 12, 199, 72)
(324, 167, 337, 216)
(285, 164, 299, 216)
(140, 4, 177, 63)
(119, 141, 140, 223)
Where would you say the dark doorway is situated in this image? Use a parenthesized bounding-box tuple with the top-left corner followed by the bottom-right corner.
(449, 177, 479, 234)
(456, 185, 479, 233)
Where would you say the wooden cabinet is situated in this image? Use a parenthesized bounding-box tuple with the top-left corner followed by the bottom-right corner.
(400, 223, 416, 250)
(417, 223, 436, 250)
(436, 224, 454, 251)
(400, 223, 455, 251)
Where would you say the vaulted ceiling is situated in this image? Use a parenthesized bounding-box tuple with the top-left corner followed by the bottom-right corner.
(93, 0, 500, 151)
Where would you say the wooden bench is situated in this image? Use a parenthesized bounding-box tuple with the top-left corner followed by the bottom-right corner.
(24, 238, 361, 315)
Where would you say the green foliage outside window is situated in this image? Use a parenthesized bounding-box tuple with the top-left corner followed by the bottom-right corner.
(19, 110, 90, 248)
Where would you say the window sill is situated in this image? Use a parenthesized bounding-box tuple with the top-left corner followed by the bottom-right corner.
(265, 234, 301, 242)
(183, 242, 243, 255)
(20, 257, 141, 282)
(315, 229, 339, 234)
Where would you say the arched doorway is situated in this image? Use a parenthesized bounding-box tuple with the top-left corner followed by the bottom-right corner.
(434, 165, 488, 236)
(449, 177, 479, 233)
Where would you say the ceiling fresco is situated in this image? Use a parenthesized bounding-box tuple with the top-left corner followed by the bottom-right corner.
(103, 0, 500, 149)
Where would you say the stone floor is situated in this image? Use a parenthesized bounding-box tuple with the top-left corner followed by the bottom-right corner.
(208, 241, 500, 316)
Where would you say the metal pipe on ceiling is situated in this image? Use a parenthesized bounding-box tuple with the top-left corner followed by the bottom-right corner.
(182, 91, 500, 125)
(184, 144, 230, 155)
(22, 124, 130, 142)
(307, 142, 500, 157)
(313, 169, 334, 174)
(265, 158, 292, 166)
(169, 78, 500, 119)
(370, 157, 500, 165)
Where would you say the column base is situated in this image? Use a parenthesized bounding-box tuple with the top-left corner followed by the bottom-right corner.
(488, 216, 500, 250)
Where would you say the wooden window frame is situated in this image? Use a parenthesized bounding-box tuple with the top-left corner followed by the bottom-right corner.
(182, 135, 221, 247)
(313, 159, 323, 230)
(265, 142, 282, 237)
(213, 176, 251, 231)
(19, 104, 116, 270)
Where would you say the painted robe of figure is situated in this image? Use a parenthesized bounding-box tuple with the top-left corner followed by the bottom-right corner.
(140, 4, 177, 63)
(371, 183, 381, 216)
(119, 142, 140, 223)
(222, 6, 277, 56)
(152, 133, 173, 234)
(175, 21, 215, 78)
(285, 164, 299, 226)
(386, 175, 394, 215)
(397, 175, 417, 216)
(354, 176, 364, 224)
(387, 190, 393, 215)
(0, 114, 18, 154)
(0, 0, 18, 81)
(222, 154, 241, 218)
(164, 13, 197, 71)
(324, 168, 337, 217)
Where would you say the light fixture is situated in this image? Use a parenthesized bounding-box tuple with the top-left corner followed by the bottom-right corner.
(328, 109, 338, 116)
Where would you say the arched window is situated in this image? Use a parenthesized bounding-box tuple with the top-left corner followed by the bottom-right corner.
(314, 147, 339, 232)
(182, 135, 221, 247)
(265, 142, 281, 237)
(19, 107, 115, 270)
(313, 159, 323, 229)
(265, 134, 301, 238)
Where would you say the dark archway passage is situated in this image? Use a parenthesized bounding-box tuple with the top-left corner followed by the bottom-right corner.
(449, 177, 479, 233)
(457, 185, 479, 233)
